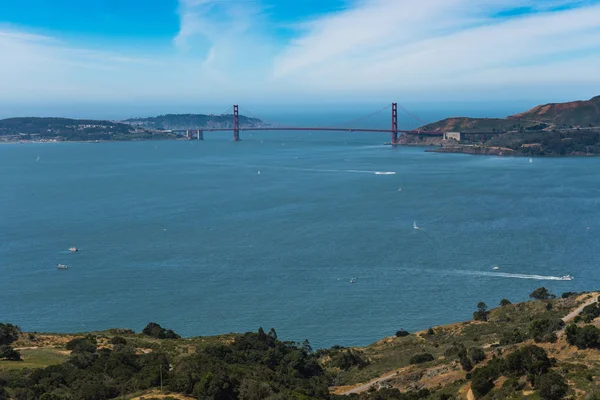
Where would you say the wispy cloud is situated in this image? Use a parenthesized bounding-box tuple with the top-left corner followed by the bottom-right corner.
(1, 0, 599, 109)
(272, 0, 600, 99)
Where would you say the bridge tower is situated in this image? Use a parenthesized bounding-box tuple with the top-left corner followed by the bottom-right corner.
(391, 103, 398, 145)
(233, 105, 240, 141)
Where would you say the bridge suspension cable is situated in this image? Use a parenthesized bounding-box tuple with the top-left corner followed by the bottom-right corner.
(317, 104, 393, 129)
(396, 103, 427, 126)
(237, 105, 294, 129)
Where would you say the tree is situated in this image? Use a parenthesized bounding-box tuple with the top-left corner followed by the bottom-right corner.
(530, 287, 552, 300)
(459, 353, 473, 372)
(471, 368, 495, 398)
(473, 302, 489, 321)
(0, 323, 20, 345)
(565, 324, 600, 349)
(529, 318, 564, 343)
(537, 371, 569, 400)
(500, 298, 512, 306)
(506, 345, 551, 378)
(142, 322, 180, 339)
(65, 338, 96, 354)
(0, 345, 21, 361)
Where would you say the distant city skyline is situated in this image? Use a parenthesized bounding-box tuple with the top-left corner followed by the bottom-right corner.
(1, 0, 600, 116)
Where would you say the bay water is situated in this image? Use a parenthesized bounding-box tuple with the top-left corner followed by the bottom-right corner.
(1, 131, 599, 348)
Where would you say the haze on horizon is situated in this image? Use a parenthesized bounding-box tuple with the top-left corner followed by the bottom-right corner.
(1, 0, 600, 119)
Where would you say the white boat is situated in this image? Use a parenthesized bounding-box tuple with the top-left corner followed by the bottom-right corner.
(57, 264, 68, 269)
(529, 157, 533, 163)
(413, 221, 420, 230)
(561, 275, 573, 281)
(69, 247, 78, 252)
(492, 266, 500, 270)
(36, 155, 40, 162)
(350, 278, 357, 284)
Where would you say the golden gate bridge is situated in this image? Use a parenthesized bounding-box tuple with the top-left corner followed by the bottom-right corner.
(174, 103, 445, 145)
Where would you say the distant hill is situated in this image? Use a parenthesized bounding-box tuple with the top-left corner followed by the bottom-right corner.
(0, 117, 158, 141)
(420, 95, 600, 133)
(122, 113, 263, 130)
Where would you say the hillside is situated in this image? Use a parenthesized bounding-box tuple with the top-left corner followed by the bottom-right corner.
(419, 95, 600, 133)
(122, 113, 263, 130)
(2, 288, 600, 399)
(511, 95, 600, 127)
(0, 117, 174, 142)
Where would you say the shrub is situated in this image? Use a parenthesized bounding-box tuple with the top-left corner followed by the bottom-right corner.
(395, 329, 410, 337)
(565, 324, 600, 349)
(537, 371, 569, 400)
(409, 353, 434, 365)
(459, 353, 473, 372)
(65, 338, 96, 354)
(500, 298, 512, 306)
(500, 328, 526, 345)
(109, 336, 127, 345)
(142, 322, 181, 339)
(427, 327, 435, 335)
(469, 347, 486, 364)
(330, 349, 369, 370)
(471, 368, 495, 398)
(530, 287, 553, 300)
(0, 323, 20, 345)
(580, 303, 600, 323)
(561, 292, 577, 299)
(0, 345, 21, 361)
(529, 318, 564, 343)
(506, 345, 551, 377)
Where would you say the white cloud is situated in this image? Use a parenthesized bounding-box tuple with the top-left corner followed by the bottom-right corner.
(271, 0, 600, 100)
(0, 0, 599, 110)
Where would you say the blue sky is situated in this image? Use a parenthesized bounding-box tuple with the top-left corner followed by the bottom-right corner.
(1, 0, 600, 117)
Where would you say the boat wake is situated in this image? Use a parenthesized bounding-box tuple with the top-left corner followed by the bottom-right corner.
(459, 270, 571, 281)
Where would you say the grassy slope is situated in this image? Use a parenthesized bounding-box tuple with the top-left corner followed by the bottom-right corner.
(419, 96, 600, 133)
(329, 292, 600, 399)
(3, 293, 600, 399)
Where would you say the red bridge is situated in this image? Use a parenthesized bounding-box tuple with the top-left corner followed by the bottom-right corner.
(176, 103, 444, 145)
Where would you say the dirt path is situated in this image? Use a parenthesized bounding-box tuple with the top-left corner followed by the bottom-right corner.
(339, 368, 407, 395)
(562, 295, 597, 324)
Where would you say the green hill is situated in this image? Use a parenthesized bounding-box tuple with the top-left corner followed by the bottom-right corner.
(122, 114, 263, 130)
(0, 117, 147, 141)
(2, 289, 600, 400)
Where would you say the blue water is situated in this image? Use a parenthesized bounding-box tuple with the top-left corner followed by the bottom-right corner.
(1, 132, 599, 349)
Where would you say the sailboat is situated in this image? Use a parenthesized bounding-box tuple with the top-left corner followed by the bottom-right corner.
(529, 157, 533, 163)
(36, 155, 40, 162)
(413, 221, 420, 230)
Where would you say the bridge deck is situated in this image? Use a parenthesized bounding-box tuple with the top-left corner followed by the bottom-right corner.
(173, 127, 443, 135)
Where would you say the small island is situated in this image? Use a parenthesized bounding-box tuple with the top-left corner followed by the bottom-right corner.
(2, 288, 600, 399)
(405, 95, 600, 156)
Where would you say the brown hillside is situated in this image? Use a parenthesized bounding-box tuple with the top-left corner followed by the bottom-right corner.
(419, 95, 600, 132)
(508, 95, 600, 127)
